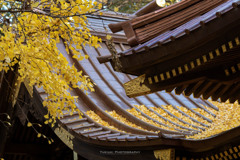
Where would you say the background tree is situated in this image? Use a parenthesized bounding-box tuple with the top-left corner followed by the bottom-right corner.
(0, 0, 181, 128)
(98, 0, 180, 14)
(0, 0, 102, 124)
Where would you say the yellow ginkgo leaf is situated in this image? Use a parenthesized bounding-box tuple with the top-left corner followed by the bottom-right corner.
(114, 7, 119, 12)
(106, 34, 112, 40)
(32, 2, 40, 8)
(37, 133, 41, 138)
(27, 122, 32, 127)
(44, 114, 49, 119)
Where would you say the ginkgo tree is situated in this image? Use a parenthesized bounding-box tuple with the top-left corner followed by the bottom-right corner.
(0, 0, 102, 125)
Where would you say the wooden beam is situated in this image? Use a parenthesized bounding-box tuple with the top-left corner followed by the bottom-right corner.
(184, 81, 204, 96)
(193, 81, 213, 98)
(220, 83, 240, 102)
(175, 84, 188, 95)
(202, 83, 222, 99)
(229, 89, 240, 103)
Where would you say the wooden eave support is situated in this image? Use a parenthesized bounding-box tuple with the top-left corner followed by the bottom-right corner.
(124, 48, 240, 98)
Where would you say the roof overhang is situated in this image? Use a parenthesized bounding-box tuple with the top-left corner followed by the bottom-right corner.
(98, 2, 240, 100)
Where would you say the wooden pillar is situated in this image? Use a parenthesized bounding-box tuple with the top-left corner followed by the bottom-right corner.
(73, 151, 78, 160)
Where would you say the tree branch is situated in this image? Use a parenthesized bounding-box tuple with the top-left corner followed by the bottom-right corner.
(0, 8, 102, 19)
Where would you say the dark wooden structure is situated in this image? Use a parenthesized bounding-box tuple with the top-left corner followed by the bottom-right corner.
(2, 8, 240, 160)
(98, 0, 240, 102)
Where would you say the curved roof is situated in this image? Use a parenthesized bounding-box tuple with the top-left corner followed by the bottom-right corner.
(36, 38, 216, 137)
(29, 9, 240, 160)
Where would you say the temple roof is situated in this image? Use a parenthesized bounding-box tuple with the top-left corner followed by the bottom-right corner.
(31, 10, 240, 159)
(97, 0, 240, 102)
(108, 0, 234, 46)
(3, 6, 240, 160)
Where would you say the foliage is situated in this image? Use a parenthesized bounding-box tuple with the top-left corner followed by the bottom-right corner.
(108, 0, 152, 14)
(0, 113, 11, 127)
(98, 0, 180, 14)
(0, 0, 102, 124)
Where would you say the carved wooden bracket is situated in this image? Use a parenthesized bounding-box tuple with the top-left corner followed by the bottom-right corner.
(123, 74, 151, 97)
(54, 125, 74, 150)
(154, 149, 175, 160)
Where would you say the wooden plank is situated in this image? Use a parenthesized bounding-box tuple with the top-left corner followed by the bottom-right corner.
(136, 0, 227, 44)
